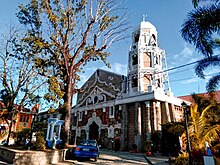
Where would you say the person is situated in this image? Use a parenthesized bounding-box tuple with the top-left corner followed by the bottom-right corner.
(52, 132, 57, 150)
(114, 136, 120, 152)
(206, 147, 212, 156)
(205, 141, 212, 156)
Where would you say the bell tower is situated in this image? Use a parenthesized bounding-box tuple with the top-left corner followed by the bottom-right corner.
(127, 17, 171, 96)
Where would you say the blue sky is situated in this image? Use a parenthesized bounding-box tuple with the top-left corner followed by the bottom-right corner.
(0, 0, 218, 102)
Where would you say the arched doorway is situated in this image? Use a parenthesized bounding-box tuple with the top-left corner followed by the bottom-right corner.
(89, 122, 99, 140)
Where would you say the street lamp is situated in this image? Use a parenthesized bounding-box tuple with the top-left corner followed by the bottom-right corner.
(181, 101, 192, 165)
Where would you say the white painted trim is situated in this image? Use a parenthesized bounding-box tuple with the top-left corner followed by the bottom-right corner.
(77, 86, 115, 107)
(109, 106, 115, 119)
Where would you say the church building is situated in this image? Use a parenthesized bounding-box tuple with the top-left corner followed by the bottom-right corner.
(71, 19, 185, 152)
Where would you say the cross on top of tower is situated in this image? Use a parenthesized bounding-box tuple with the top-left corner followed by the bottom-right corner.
(143, 14, 147, 22)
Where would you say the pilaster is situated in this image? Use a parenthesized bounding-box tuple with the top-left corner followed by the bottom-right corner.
(121, 104, 128, 150)
(145, 101, 151, 140)
(134, 102, 142, 152)
(165, 102, 171, 122)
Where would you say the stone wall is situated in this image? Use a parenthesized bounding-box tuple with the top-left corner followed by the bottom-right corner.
(0, 146, 64, 165)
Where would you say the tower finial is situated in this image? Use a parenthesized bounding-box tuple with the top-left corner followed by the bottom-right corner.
(143, 14, 147, 22)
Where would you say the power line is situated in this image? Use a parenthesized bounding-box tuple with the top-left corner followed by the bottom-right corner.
(79, 54, 220, 87)
(158, 54, 220, 74)
(1, 54, 220, 90)
(170, 72, 219, 83)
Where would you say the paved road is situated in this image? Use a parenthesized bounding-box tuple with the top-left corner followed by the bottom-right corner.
(63, 149, 149, 165)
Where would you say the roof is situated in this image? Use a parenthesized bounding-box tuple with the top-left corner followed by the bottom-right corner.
(141, 21, 156, 31)
(178, 90, 220, 103)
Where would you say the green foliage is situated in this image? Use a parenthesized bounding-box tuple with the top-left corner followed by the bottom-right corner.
(144, 140, 153, 152)
(162, 121, 185, 139)
(0, 27, 47, 145)
(180, 102, 220, 153)
(33, 122, 47, 133)
(0, 131, 8, 139)
(181, 0, 220, 92)
(44, 77, 65, 103)
(14, 128, 31, 146)
(32, 131, 46, 151)
(161, 122, 184, 156)
(48, 107, 56, 113)
(175, 151, 188, 165)
(16, 0, 128, 101)
(212, 143, 220, 159)
(16, 0, 128, 144)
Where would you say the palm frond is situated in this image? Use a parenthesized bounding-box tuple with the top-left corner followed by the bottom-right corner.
(186, 103, 220, 149)
(207, 74, 220, 92)
(201, 124, 220, 145)
(195, 55, 220, 78)
(200, 104, 214, 119)
(192, 0, 220, 8)
(181, 4, 220, 56)
(214, 38, 220, 48)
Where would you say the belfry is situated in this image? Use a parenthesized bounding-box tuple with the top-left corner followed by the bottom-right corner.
(72, 18, 184, 152)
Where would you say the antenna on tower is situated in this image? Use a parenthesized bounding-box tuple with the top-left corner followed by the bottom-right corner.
(143, 14, 147, 22)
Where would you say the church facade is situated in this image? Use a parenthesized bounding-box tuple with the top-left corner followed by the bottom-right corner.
(71, 20, 185, 152)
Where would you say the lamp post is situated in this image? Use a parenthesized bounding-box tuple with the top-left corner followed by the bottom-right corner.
(181, 101, 192, 165)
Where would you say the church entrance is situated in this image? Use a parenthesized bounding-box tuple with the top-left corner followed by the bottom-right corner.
(89, 122, 99, 140)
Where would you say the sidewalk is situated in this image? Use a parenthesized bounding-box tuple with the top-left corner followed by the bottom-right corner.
(101, 149, 170, 165)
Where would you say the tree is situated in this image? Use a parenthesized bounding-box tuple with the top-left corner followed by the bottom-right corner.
(0, 26, 46, 145)
(16, 0, 129, 144)
(161, 122, 185, 156)
(187, 103, 220, 150)
(181, 0, 220, 91)
(178, 102, 220, 163)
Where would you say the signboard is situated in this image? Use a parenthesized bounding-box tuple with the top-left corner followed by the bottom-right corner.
(203, 156, 215, 165)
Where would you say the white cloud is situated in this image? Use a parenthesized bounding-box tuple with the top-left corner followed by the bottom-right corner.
(167, 43, 199, 68)
(103, 62, 127, 75)
(204, 68, 219, 77)
(181, 45, 194, 58)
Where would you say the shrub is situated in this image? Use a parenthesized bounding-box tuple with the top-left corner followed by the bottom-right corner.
(14, 128, 31, 146)
(191, 148, 205, 162)
(32, 132, 46, 151)
(175, 151, 188, 165)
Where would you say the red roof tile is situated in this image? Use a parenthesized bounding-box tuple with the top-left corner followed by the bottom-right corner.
(178, 90, 220, 103)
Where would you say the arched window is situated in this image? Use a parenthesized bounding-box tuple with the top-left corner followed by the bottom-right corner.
(152, 34, 156, 41)
(132, 76, 138, 87)
(144, 52, 151, 67)
(157, 79, 161, 88)
(156, 56, 158, 64)
(144, 74, 152, 91)
(134, 33, 140, 43)
(132, 54, 138, 65)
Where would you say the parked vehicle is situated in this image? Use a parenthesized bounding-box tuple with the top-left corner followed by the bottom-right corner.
(74, 140, 100, 161)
